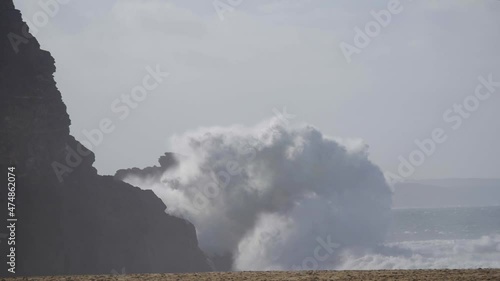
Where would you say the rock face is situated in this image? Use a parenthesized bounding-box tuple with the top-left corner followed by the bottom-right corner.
(0, 1, 210, 276)
(114, 154, 234, 272)
(115, 153, 180, 182)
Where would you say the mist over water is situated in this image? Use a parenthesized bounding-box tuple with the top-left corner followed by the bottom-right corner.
(125, 118, 392, 270)
(339, 206, 500, 270)
(124, 118, 500, 270)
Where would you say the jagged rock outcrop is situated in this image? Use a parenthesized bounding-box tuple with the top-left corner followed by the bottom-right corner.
(115, 153, 180, 182)
(0, 1, 210, 276)
(115, 153, 234, 272)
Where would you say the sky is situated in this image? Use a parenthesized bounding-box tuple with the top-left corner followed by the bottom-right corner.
(13, 0, 500, 179)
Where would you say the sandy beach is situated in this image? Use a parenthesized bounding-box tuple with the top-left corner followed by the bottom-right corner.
(3, 269, 500, 281)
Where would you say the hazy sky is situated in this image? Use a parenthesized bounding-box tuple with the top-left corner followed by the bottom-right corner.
(13, 0, 500, 179)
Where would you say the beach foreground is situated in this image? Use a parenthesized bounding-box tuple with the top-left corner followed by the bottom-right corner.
(4, 269, 500, 281)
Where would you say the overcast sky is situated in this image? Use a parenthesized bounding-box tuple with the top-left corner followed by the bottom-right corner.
(13, 0, 500, 179)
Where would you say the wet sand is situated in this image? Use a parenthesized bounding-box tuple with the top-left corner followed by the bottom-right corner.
(3, 269, 500, 281)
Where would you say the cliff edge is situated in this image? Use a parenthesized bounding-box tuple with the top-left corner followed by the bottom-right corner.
(0, 0, 210, 276)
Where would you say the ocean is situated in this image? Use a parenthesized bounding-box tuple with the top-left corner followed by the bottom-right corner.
(389, 206, 500, 242)
(337, 206, 500, 270)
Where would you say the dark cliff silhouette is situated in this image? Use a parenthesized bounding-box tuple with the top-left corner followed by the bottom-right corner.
(115, 153, 234, 272)
(115, 153, 180, 182)
(0, 0, 210, 276)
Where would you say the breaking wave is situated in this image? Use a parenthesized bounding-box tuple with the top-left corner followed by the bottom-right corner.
(124, 118, 392, 270)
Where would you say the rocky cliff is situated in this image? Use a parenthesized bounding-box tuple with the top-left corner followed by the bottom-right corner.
(0, 0, 210, 276)
(115, 153, 180, 183)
